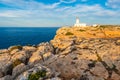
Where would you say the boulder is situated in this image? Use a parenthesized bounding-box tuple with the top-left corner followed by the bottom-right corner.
(29, 42, 54, 64)
(0, 61, 13, 76)
(29, 51, 42, 63)
(23, 46, 36, 52)
(16, 64, 52, 80)
(10, 49, 19, 55)
(12, 63, 27, 79)
(0, 75, 12, 80)
(11, 51, 30, 63)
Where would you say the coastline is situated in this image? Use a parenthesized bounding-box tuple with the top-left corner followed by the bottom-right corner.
(0, 27, 59, 49)
(0, 26, 120, 80)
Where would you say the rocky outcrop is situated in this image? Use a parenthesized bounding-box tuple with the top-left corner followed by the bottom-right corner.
(49, 38, 120, 80)
(29, 42, 54, 64)
(0, 26, 120, 80)
(0, 42, 56, 80)
(15, 63, 61, 80)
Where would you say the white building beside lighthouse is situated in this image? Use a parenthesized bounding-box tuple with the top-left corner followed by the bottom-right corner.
(74, 17, 86, 27)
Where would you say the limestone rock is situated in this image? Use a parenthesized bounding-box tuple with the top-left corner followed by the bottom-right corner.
(0, 75, 12, 80)
(23, 46, 36, 52)
(11, 51, 29, 63)
(10, 49, 19, 55)
(12, 63, 27, 79)
(0, 26, 120, 80)
(0, 49, 9, 54)
(29, 42, 54, 64)
(16, 64, 52, 80)
(0, 71, 4, 78)
(29, 51, 42, 63)
(116, 39, 120, 45)
(0, 61, 13, 76)
(46, 77, 62, 80)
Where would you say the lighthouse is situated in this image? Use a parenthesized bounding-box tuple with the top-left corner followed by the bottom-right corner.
(74, 17, 86, 27)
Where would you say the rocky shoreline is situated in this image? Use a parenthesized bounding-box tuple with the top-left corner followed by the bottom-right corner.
(0, 26, 120, 80)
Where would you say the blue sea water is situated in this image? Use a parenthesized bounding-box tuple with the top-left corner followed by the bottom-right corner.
(0, 27, 59, 49)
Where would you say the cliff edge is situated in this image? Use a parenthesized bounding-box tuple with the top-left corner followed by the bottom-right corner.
(0, 25, 120, 80)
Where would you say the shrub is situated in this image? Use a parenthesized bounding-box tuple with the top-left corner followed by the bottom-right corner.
(99, 25, 111, 29)
(99, 25, 106, 29)
(78, 29, 86, 32)
(28, 70, 46, 80)
(9, 45, 23, 52)
(65, 32, 73, 35)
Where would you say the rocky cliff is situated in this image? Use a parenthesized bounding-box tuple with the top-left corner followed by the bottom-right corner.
(0, 26, 120, 80)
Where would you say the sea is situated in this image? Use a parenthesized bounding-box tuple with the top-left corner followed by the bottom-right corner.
(0, 27, 59, 49)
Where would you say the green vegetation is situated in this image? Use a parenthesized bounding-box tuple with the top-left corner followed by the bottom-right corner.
(65, 32, 74, 35)
(99, 25, 107, 29)
(28, 70, 47, 80)
(9, 45, 23, 52)
(78, 29, 86, 32)
(99, 25, 118, 29)
(12, 59, 22, 68)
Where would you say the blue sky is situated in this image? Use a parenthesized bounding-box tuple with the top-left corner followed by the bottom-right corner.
(0, 0, 120, 27)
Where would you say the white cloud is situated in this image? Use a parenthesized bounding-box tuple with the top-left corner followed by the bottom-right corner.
(0, 12, 17, 17)
(60, 0, 76, 3)
(0, 0, 60, 9)
(0, 10, 32, 17)
(106, 0, 120, 8)
(0, 0, 119, 18)
(0, 0, 120, 26)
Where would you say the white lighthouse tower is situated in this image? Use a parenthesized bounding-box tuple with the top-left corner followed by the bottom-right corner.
(74, 17, 86, 27)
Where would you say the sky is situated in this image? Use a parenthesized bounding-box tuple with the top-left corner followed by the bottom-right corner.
(0, 0, 120, 27)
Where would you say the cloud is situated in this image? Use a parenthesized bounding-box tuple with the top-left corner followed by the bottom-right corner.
(58, 4, 119, 18)
(60, 0, 76, 3)
(0, 10, 32, 17)
(0, 0, 60, 9)
(0, 0, 120, 26)
(105, 0, 120, 9)
(0, 0, 119, 18)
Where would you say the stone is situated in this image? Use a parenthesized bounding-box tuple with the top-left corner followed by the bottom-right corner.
(0, 49, 9, 54)
(0, 26, 120, 80)
(8, 45, 22, 53)
(90, 62, 108, 79)
(10, 49, 19, 55)
(0, 70, 4, 78)
(29, 42, 54, 64)
(0, 53, 11, 61)
(29, 51, 42, 63)
(16, 64, 52, 80)
(44, 53, 91, 79)
(43, 52, 53, 61)
(0, 61, 13, 76)
(12, 63, 27, 79)
(23, 46, 36, 52)
(0, 75, 12, 80)
(46, 77, 62, 80)
(11, 51, 29, 63)
(116, 39, 120, 45)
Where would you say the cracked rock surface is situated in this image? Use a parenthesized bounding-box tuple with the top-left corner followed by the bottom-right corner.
(0, 26, 120, 80)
